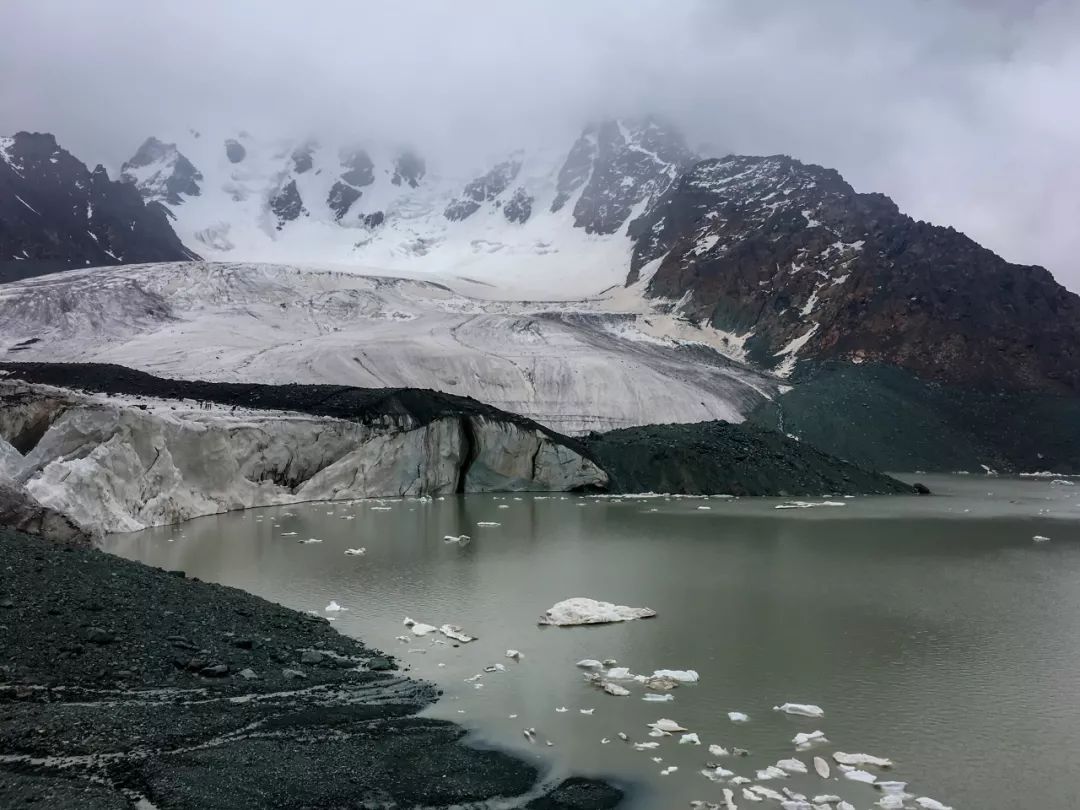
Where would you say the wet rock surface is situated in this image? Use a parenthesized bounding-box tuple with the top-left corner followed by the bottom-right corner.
(584, 420, 912, 496)
(0, 528, 623, 809)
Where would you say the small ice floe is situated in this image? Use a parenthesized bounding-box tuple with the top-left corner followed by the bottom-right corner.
(556, 706, 569, 713)
(775, 501, 846, 509)
(730, 776, 750, 786)
(742, 788, 764, 802)
(776, 758, 808, 774)
(299, 537, 323, 544)
(749, 786, 785, 801)
(523, 727, 537, 743)
(643, 693, 673, 702)
(793, 730, 828, 748)
(464, 674, 483, 683)
(506, 649, 523, 661)
(498, 504, 510, 509)
(601, 681, 631, 697)
(833, 752, 893, 768)
(813, 755, 831, 778)
(601, 737, 611, 744)
(324, 600, 348, 612)
(651, 756, 663, 763)
(700, 766, 735, 782)
(914, 798, 953, 810)
(439, 624, 477, 642)
(648, 728, 669, 738)
(733, 747, 750, 757)
(697, 506, 711, 510)
(545, 740, 554, 747)
(443, 534, 471, 545)
(617, 732, 629, 741)
(708, 744, 730, 757)
(756, 765, 789, 780)
(606, 666, 634, 679)
(782, 787, 809, 802)
(477, 521, 501, 527)
(343, 547, 366, 556)
(403, 617, 437, 636)
(538, 597, 656, 626)
(660, 766, 678, 776)
(876, 796, 904, 809)
(580, 708, 595, 715)
(633, 742, 660, 750)
(780, 801, 812, 810)
(371, 506, 392, 511)
(1033, 535, 1051, 543)
(773, 703, 824, 718)
(281, 531, 297, 536)
(651, 669, 699, 683)
(648, 718, 688, 733)
(842, 769, 878, 784)
(483, 664, 506, 673)
(812, 796, 841, 805)
(576, 659, 604, 669)
(395, 635, 410, 643)
(728, 711, 750, 723)
(680, 732, 701, 745)
(837, 803, 856, 810)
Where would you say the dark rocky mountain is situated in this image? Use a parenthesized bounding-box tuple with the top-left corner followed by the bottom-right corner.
(503, 186, 533, 224)
(224, 138, 246, 163)
(629, 154, 1080, 395)
(120, 137, 202, 205)
(554, 117, 695, 234)
(269, 179, 306, 228)
(0, 132, 198, 281)
(445, 155, 523, 221)
(392, 149, 425, 187)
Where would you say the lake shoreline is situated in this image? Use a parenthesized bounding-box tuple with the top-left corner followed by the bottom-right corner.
(0, 528, 624, 810)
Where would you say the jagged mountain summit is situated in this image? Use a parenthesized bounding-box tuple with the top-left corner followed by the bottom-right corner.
(111, 117, 694, 295)
(0, 132, 198, 281)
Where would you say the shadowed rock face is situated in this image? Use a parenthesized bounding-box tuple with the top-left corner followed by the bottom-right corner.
(120, 136, 203, 205)
(269, 179, 305, 228)
(224, 138, 246, 163)
(0, 528, 623, 810)
(327, 180, 361, 221)
(631, 154, 1080, 394)
(0, 132, 198, 277)
(445, 156, 523, 221)
(392, 148, 425, 187)
(503, 186, 533, 224)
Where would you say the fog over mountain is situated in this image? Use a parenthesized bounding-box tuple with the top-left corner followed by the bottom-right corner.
(2, 0, 1078, 287)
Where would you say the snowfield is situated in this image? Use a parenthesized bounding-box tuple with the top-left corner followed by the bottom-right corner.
(0, 262, 781, 434)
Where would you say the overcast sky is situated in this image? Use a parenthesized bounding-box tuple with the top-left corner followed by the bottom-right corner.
(3, 0, 1078, 287)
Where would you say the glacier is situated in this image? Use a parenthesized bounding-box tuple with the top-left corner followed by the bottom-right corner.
(0, 261, 781, 434)
(0, 379, 606, 535)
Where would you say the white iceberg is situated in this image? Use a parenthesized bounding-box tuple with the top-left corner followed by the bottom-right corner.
(601, 681, 631, 697)
(680, 732, 701, 745)
(842, 769, 877, 784)
(576, 659, 604, 669)
(773, 703, 824, 718)
(538, 597, 656, 626)
(651, 668, 699, 683)
(505, 649, 523, 660)
(299, 537, 323, 544)
(877, 796, 905, 809)
(742, 788, 764, 802)
(403, 617, 437, 636)
(660, 766, 678, 776)
(579, 708, 595, 715)
(443, 534, 471, 544)
(750, 786, 785, 801)
(756, 765, 789, 780)
(555, 706, 568, 713)
(776, 757, 808, 774)
(813, 756, 830, 779)
(439, 624, 476, 643)
(324, 600, 347, 612)
(477, 521, 501, 527)
(793, 730, 828, 747)
(648, 718, 688, 732)
(728, 711, 749, 723)
(833, 752, 893, 768)
(1033, 535, 1050, 542)
(700, 766, 735, 782)
(343, 547, 366, 555)
(914, 799, 953, 810)
(643, 693, 673, 702)
(708, 744, 730, 757)
(633, 741, 660, 750)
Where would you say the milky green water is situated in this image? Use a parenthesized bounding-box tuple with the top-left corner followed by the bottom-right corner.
(103, 475, 1080, 809)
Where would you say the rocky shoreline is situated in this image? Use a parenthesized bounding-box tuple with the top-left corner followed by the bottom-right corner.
(0, 528, 623, 809)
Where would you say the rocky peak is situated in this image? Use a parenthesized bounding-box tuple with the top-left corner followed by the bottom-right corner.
(270, 179, 305, 229)
(224, 138, 246, 164)
(632, 153, 1080, 393)
(444, 154, 523, 221)
(553, 117, 695, 235)
(120, 137, 203, 205)
(391, 149, 425, 188)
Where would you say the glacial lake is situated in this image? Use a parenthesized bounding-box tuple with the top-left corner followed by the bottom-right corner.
(103, 475, 1080, 809)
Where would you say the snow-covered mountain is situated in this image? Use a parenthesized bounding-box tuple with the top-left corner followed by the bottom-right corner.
(117, 118, 693, 297)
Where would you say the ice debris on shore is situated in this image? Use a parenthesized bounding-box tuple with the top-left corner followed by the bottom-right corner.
(538, 597, 656, 626)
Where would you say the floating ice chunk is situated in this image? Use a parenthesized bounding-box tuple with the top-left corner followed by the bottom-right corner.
(722, 788, 737, 810)
(498, 504, 510, 509)
(842, 769, 877, 784)
(774, 703, 824, 718)
(343, 547, 366, 556)
(812, 796, 841, 804)
(606, 667, 635, 679)
(483, 664, 506, 673)
(701, 766, 735, 782)
(708, 744, 730, 756)
(555, 706, 568, 713)
(1033, 535, 1050, 542)
(477, 521, 501, 527)
(730, 776, 750, 785)
(777, 757, 808, 773)
(580, 708, 595, 715)
(832, 752, 893, 768)
(876, 796, 904, 809)
(633, 742, 660, 750)
(756, 766, 789, 780)
(680, 732, 701, 745)
(648, 728, 670, 737)
(523, 727, 536, 742)
(464, 674, 482, 683)
(443, 534, 471, 545)
(728, 711, 749, 723)
(697, 506, 711, 510)
(506, 649, 523, 660)
(576, 659, 604, 669)
(395, 635, 410, 642)
(299, 537, 323, 544)
(538, 597, 656, 626)
(403, 617, 437, 636)
(781, 803, 811, 810)
(794, 730, 828, 747)
(660, 766, 678, 776)
(439, 624, 477, 643)
(324, 601, 347, 612)
(617, 732, 628, 741)
(742, 788, 764, 802)
(649, 718, 688, 732)
(652, 669, 699, 683)
(914, 799, 953, 810)
(508, 713, 517, 718)
(877, 781, 908, 794)
(601, 737, 610, 744)
(371, 506, 392, 511)
(750, 786, 785, 801)
(643, 693, 673, 702)
(775, 501, 846, 510)
(813, 756, 830, 778)
(837, 803, 856, 810)
(601, 681, 631, 696)
(281, 531, 297, 536)
(652, 756, 663, 763)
